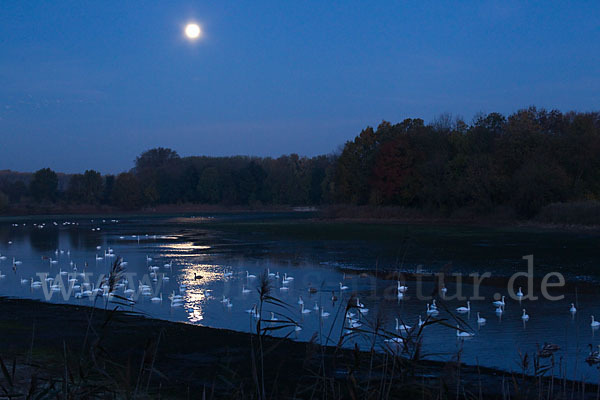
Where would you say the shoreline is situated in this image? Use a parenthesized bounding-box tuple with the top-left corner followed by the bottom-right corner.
(1, 204, 599, 234)
(0, 296, 596, 398)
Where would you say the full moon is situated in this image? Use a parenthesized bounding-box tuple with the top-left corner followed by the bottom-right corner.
(185, 23, 201, 39)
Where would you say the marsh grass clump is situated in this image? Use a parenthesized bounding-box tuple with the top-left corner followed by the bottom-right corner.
(101, 257, 133, 308)
(105, 256, 125, 295)
(249, 271, 302, 399)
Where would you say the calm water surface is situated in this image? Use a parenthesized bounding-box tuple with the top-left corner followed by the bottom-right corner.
(1, 213, 599, 382)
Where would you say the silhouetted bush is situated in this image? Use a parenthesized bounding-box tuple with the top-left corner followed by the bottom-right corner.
(536, 201, 600, 225)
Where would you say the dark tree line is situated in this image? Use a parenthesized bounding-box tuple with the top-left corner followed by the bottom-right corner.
(335, 108, 600, 217)
(1, 108, 599, 218)
(0, 150, 336, 211)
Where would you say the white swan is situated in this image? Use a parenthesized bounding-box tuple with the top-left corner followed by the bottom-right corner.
(430, 299, 438, 310)
(477, 312, 486, 324)
(339, 282, 349, 291)
(301, 304, 311, 314)
(245, 305, 259, 318)
(492, 296, 505, 307)
(384, 337, 403, 344)
(313, 301, 319, 311)
(570, 303, 577, 313)
(397, 282, 408, 293)
(521, 309, 529, 321)
(320, 307, 330, 318)
(418, 315, 425, 327)
(0, 271, 5, 279)
(151, 293, 163, 302)
(92, 283, 103, 296)
(516, 287, 523, 297)
(456, 301, 470, 313)
(426, 304, 438, 315)
(82, 286, 92, 297)
(170, 298, 183, 307)
(592, 316, 600, 327)
(50, 282, 61, 292)
(246, 271, 256, 279)
(242, 285, 251, 294)
(456, 325, 474, 338)
(348, 319, 361, 329)
(169, 291, 183, 301)
(297, 296, 304, 305)
(395, 318, 411, 331)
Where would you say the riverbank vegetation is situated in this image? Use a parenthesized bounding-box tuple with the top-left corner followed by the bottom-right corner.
(2, 108, 599, 223)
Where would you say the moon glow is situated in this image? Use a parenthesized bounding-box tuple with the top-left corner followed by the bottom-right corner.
(185, 23, 201, 39)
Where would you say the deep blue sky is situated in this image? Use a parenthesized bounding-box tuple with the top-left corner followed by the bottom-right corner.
(1, 1, 599, 174)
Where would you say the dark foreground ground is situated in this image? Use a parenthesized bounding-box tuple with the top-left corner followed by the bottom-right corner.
(0, 297, 597, 399)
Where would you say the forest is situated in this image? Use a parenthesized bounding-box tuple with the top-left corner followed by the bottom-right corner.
(1, 107, 599, 220)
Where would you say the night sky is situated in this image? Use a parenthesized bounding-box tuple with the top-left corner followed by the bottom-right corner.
(1, 1, 599, 173)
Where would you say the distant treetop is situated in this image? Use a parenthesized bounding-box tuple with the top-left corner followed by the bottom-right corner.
(134, 147, 180, 172)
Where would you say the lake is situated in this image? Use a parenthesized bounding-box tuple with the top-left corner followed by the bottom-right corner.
(1, 212, 599, 382)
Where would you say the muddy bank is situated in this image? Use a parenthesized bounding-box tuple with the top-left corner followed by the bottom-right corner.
(0, 204, 300, 219)
(318, 205, 600, 233)
(0, 297, 596, 399)
(3, 203, 600, 234)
